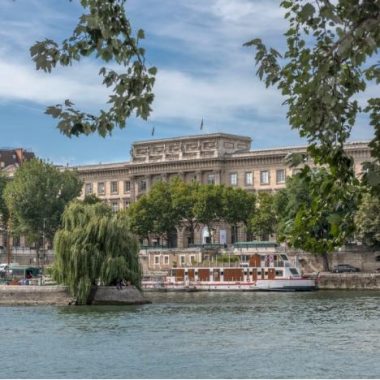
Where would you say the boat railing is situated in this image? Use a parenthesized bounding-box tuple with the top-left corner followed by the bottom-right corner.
(188, 243, 226, 250)
(140, 245, 170, 251)
(233, 241, 279, 250)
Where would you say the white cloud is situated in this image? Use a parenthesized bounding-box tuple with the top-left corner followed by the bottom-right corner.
(0, 0, 375, 165)
(0, 57, 109, 108)
(152, 68, 286, 123)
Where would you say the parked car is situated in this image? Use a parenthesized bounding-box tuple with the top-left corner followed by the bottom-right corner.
(0, 263, 9, 272)
(332, 264, 360, 273)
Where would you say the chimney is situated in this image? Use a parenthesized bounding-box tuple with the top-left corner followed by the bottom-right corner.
(15, 148, 24, 164)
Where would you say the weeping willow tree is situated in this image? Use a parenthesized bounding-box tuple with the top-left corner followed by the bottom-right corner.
(54, 201, 141, 304)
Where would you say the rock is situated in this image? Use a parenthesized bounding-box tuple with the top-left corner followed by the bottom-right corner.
(89, 285, 151, 305)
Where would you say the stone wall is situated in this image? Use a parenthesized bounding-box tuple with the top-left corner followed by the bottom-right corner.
(0, 285, 150, 305)
(90, 286, 151, 305)
(318, 273, 380, 290)
(0, 285, 73, 305)
(288, 248, 380, 273)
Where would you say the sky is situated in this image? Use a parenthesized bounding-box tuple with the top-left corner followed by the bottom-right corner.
(0, 0, 376, 165)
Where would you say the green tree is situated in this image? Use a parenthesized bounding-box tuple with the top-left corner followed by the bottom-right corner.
(245, 1, 376, 266)
(30, 0, 156, 137)
(128, 195, 154, 243)
(193, 184, 224, 243)
(170, 178, 200, 245)
(3, 159, 82, 263)
(148, 180, 180, 246)
(83, 193, 103, 205)
(128, 180, 180, 246)
(245, 0, 379, 185)
(54, 201, 141, 304)
(274, 174, 312, 241)
(275, 169, 359, 270)
(249, 192, 276, 241)
(0, 175, 10, 259)
(0, 174, 9, 228)
(354, 192, 380, 247)
(222, 187, 256, 242)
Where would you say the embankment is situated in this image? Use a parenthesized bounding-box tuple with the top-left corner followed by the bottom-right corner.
(317, 273, 380, 290)
(90, 285, 151, 305)
(0, 285, 150, 305)
(0, 285, 73, 305)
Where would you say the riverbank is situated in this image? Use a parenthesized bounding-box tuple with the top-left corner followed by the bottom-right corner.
(317, 272, 380, 290)
(0, 285, 151, 305)
(1, 274, 379, 306)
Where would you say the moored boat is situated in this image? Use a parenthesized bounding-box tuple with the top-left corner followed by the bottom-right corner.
(142, 253, 316, 291)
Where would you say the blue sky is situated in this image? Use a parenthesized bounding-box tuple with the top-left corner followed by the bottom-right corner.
(0, 0, 376, 165)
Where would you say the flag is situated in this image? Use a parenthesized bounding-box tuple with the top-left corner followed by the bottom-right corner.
(151, 126, 155, 136)
(200, 117, 204, 130)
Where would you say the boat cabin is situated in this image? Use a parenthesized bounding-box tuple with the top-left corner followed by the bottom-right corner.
(167, 253, 301, 283)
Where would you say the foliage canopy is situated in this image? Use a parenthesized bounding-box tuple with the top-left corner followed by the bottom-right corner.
(4, 159, 82, 245)
(30, 0, 156, 137)
(354, 192, 380, 247)
(274, 168, 359, 270)
(54, 201, 141, 304)
(245, 0, 379, 184)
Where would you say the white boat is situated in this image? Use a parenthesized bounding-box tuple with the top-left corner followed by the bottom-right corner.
(142, 253, 316, 292)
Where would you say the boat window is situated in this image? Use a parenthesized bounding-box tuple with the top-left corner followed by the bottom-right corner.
(275, 270, 283, 277)
(289, 268, 299, 275)
(281, 254, 288, 261)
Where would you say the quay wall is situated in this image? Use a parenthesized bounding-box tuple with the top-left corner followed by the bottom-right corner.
(90, 286, 151, 305)
(288, 249, 380, 273)
(0, 285, 73, 305)
(0, 285, 150, 306)
(317, 273, 380, 290)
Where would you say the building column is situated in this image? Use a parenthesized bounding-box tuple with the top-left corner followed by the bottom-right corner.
(145, 175, 152, 192)
(195, 171, 203, 184)
(131, 176, 138, 202)
(177, 226, 185, 249)
(215, 170, 222, 185)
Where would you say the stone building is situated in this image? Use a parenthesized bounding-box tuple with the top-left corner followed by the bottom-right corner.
(74, 133, 371, 248)
(0, 148, 35, 178)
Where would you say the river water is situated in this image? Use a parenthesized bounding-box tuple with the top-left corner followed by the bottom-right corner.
(1, 291, 379, 379)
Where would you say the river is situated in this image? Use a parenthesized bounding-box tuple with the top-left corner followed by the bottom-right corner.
(1, 291, 379, 378)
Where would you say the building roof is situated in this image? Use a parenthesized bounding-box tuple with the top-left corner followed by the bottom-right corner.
(132, 132, 252, 146)
(0, 148, 35, 174)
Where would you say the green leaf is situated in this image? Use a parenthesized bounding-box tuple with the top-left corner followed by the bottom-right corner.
(299, 3, 315, 21)
(137, 29, 145, 40)
(148, 67, 157, 75)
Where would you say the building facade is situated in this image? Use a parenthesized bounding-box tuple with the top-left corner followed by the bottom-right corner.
(0, 148, 35, 178)
(73, 133, 371, 248)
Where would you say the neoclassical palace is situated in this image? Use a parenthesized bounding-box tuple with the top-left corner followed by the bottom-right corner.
(73, 133, 371, 248)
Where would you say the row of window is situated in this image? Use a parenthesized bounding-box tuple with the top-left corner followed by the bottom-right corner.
(229, 169, 286, 186)
(110, 199, 131, 212)
(85, 180, 131, 196)
(84, 169, 286, 196)
(153, 255, 196, 265)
